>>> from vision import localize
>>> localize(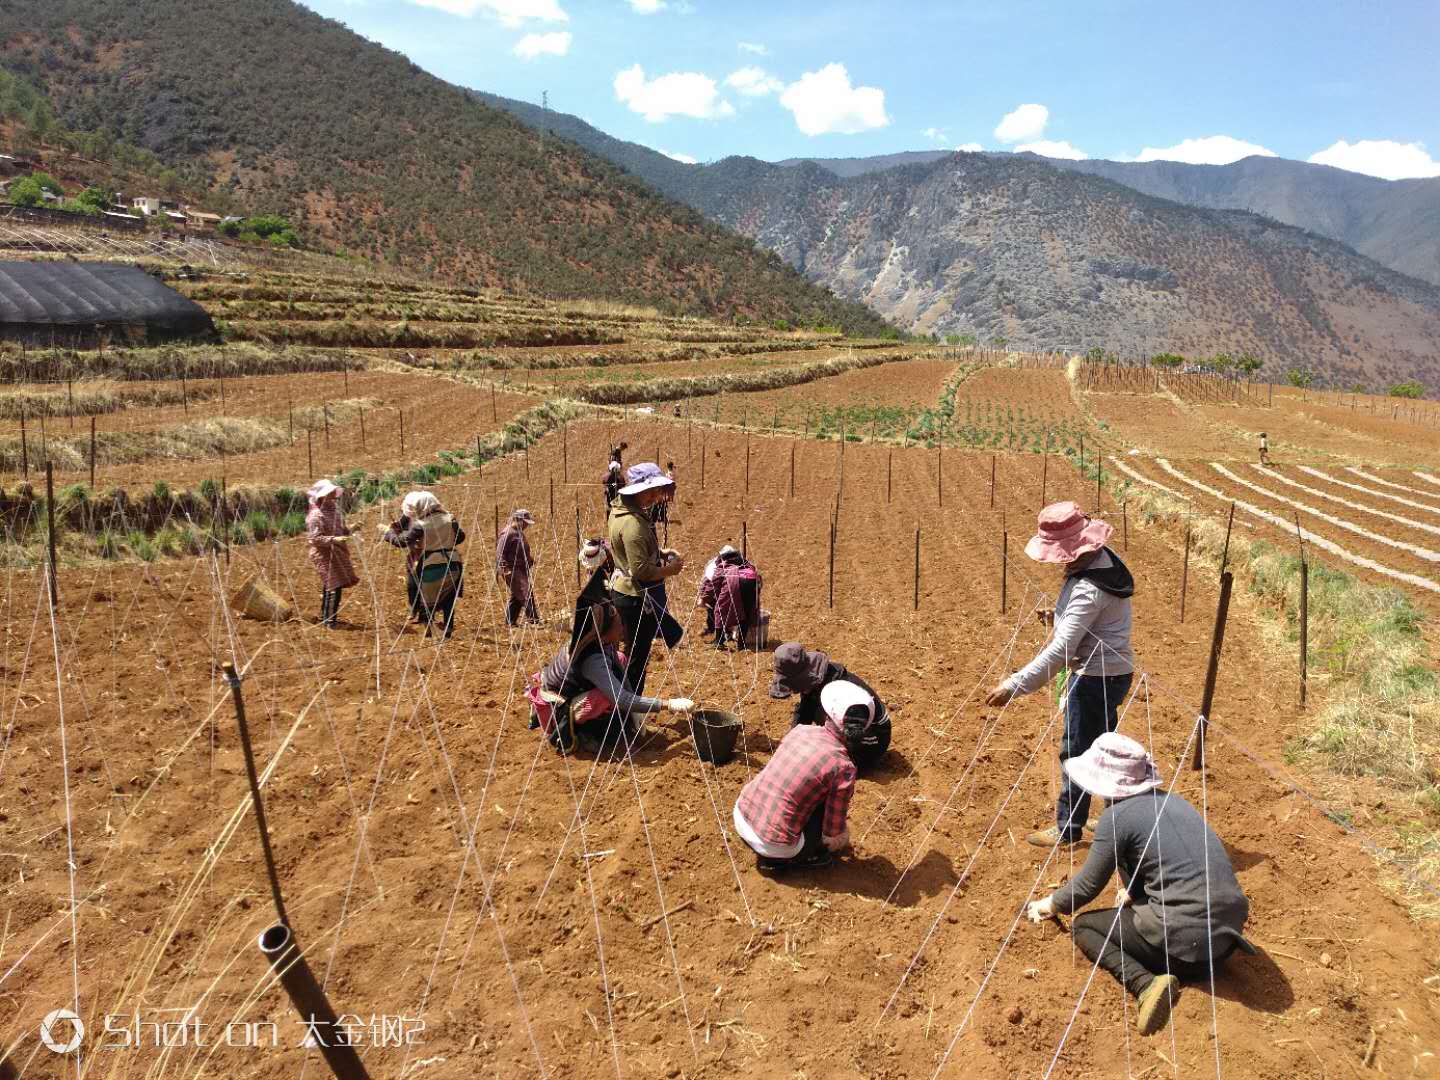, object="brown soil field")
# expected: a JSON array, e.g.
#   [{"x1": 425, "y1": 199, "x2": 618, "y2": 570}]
[
  {"x1": 702, "y1": 358, "x2": 959, "y2": 429},
  {"x1": 4, "y1": 420, "x2": 1438, "y2": 1078},
  {"x1": 0, "y1": 371, "x2": 540, "y2": 490},
  {"x1": 957, "y1": 368, "x2": 1086, "y2": 420},
  {"x1": 495, "y1": 349, "x2": 847, "y2": 390}
]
